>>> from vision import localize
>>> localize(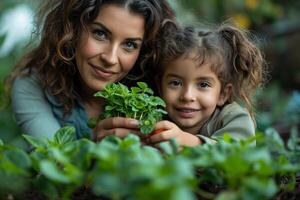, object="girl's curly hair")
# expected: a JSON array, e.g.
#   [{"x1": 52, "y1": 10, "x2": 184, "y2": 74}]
[{"x1": 156, "y1": 20, "x2": 268, "y2": 124}]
